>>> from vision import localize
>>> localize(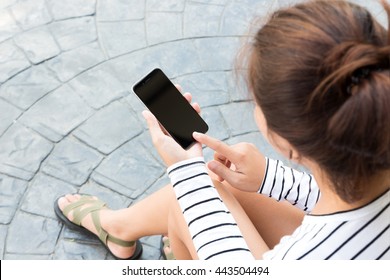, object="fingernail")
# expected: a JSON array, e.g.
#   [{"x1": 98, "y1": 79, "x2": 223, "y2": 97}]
[
  {"x1": 207, "y1": 161, "x2": 217, "y2": 170},
  {"x1": 193, "y1": 132, "x2": 202, "y2": 138},
  {"x1": 142, "y1": 110, "x2": 150, "y2": 119}
]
